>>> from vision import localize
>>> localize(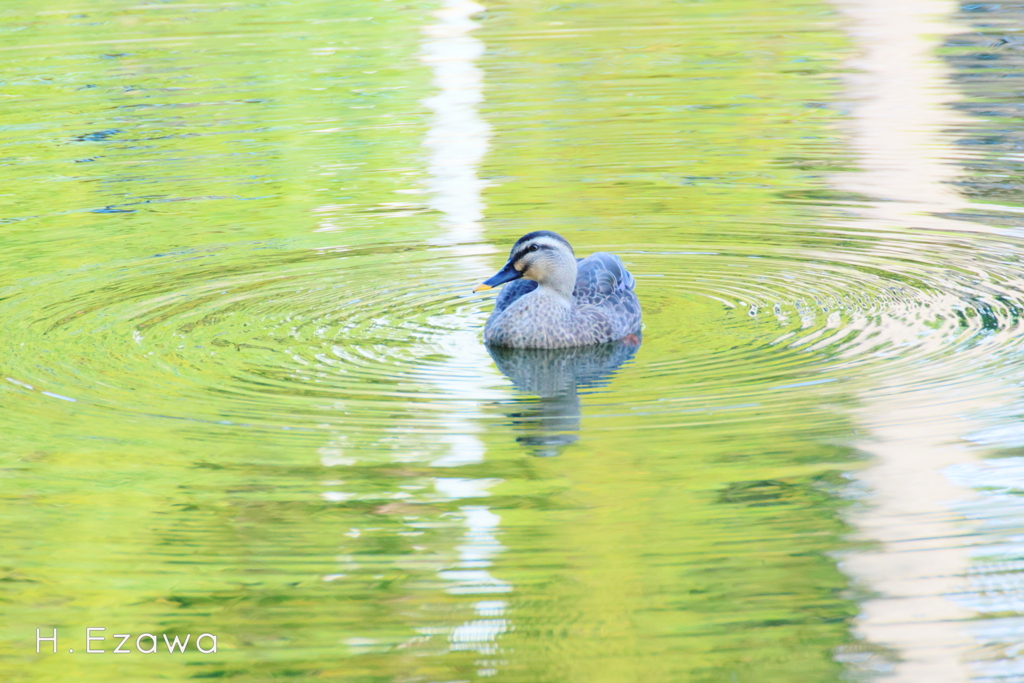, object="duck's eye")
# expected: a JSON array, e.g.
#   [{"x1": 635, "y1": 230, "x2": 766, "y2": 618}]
[{"x1": 528, "y1": 244, "x2": 539, "y2": 252}]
